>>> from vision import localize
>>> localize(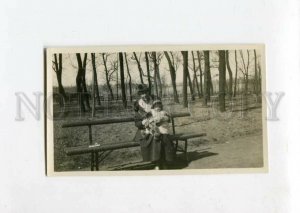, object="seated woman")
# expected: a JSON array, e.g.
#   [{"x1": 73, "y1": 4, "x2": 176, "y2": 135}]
[{"x1": 133, "y1": 84, "x2": 175, "y2": 170}]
